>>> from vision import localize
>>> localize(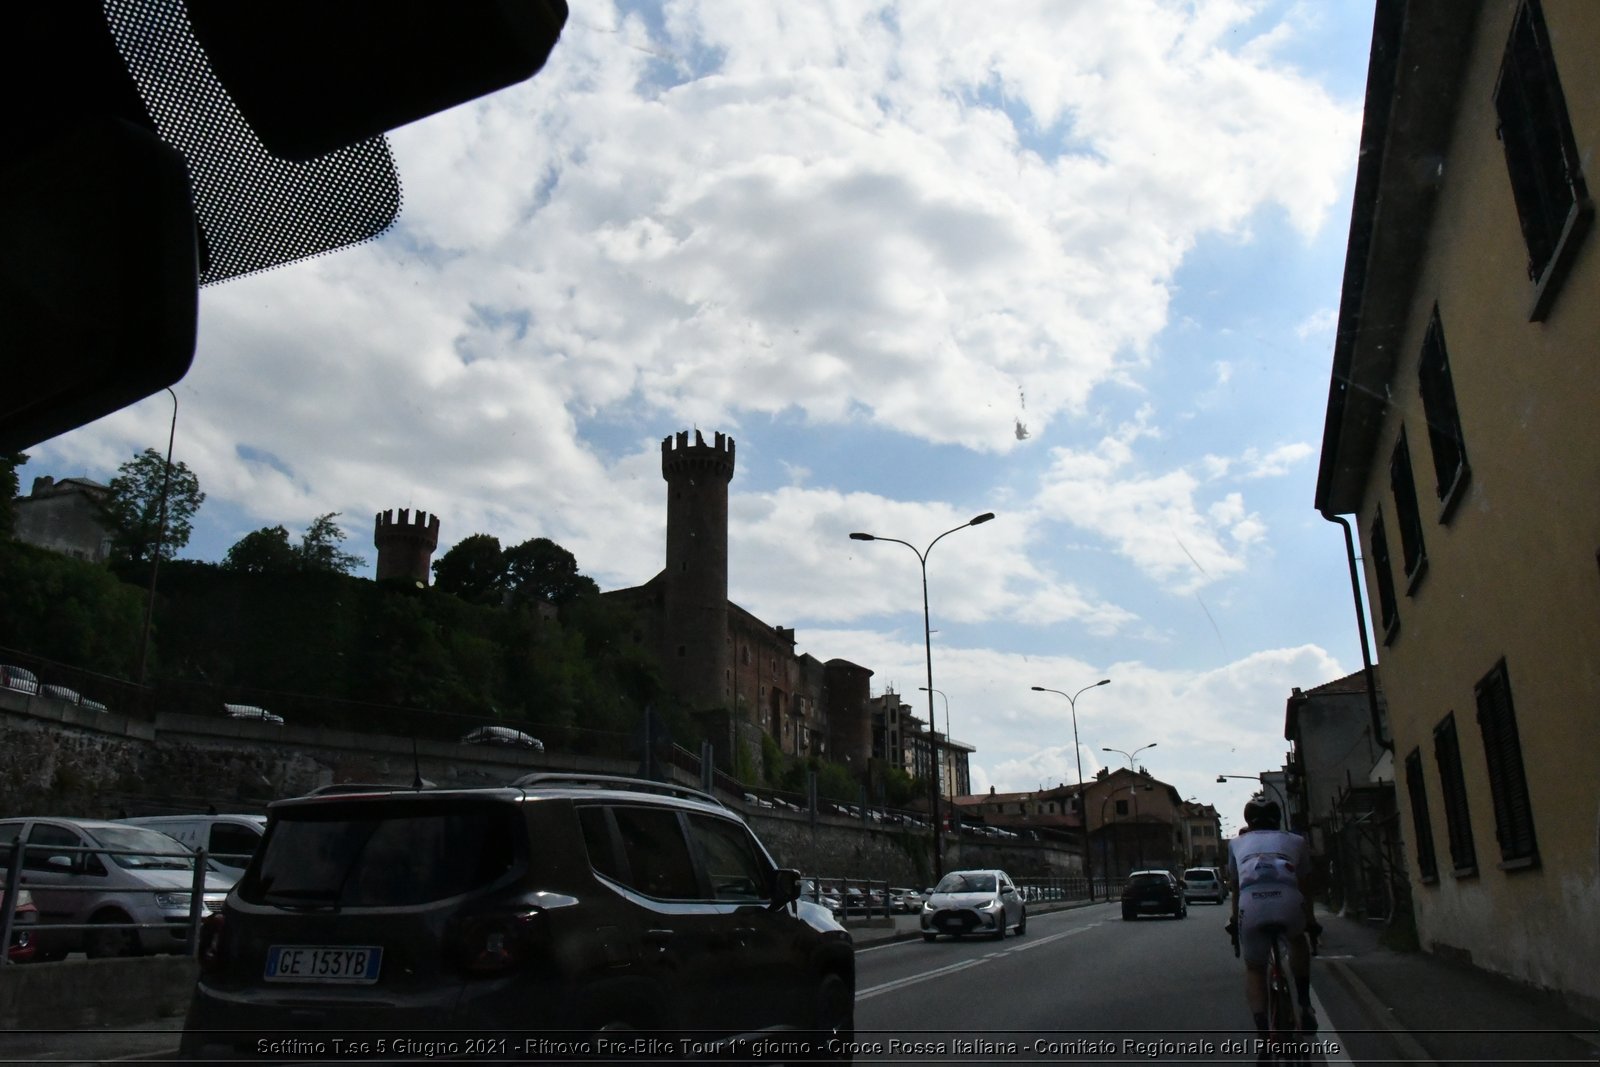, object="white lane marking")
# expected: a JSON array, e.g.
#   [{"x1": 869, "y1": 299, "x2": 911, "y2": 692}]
[
  {"x1": 1311, "y1": 986, "x2": 1354, "y2": 1066},
  {"x1": 856, "y1": 925, "x2": 1100, "y2": 999},
  {"x1": 856, "y1": 957, "x2": 986, "y2": 999}
]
